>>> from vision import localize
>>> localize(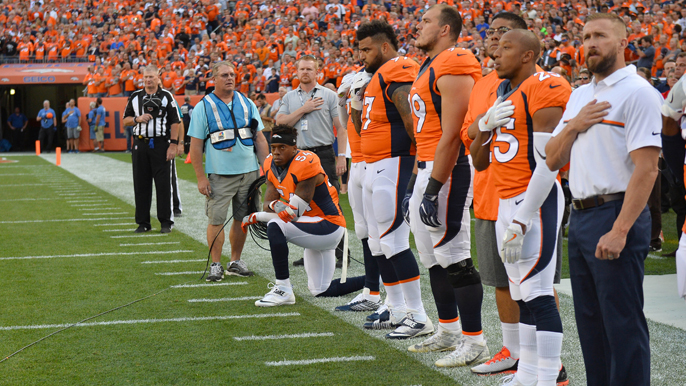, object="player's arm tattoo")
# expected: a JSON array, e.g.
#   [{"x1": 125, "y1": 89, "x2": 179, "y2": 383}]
[
  {"x1": 351, "y1": 107, "x2": 363, "y2": 135},
  {"x1": 391, "y1": 84, "x2": 415, "y2": 143},
  {"x1": 293, "y1": 173, "x2": 325, "y2": 203},
  {"x1": 263, "y1": 178, "x2": 281, "y2": 212}
]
